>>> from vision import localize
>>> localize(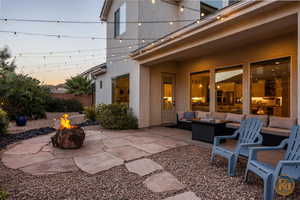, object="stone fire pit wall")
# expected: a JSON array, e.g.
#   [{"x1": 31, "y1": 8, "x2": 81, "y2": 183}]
[{"x1": 51, "y1": 127, "x2": 85, "y2": 149}]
